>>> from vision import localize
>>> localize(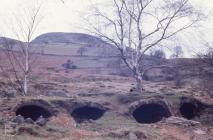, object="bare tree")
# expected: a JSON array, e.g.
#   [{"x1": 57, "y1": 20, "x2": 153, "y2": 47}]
[
  {"x1": 86, "y1": 0, "x2": 203, "y2": 93},
  {"x1": 197, "y1": 43, "x2": 213, "y2": 67},
  {"x1": 195, "y1": 43, "x2": 213, "y2": 94},
  {"x1": 171, "y1": 45, "x2": 184, "y2": 58},
  {"x1": 150, "y1": 49, "x2": 166, "y2": 65},
  {"x1": 0, "y1": 5, "x2": 43, "y2": 96},
  {"x1": 77, "y1": 46, "x2": 88, "y2": 56}
]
